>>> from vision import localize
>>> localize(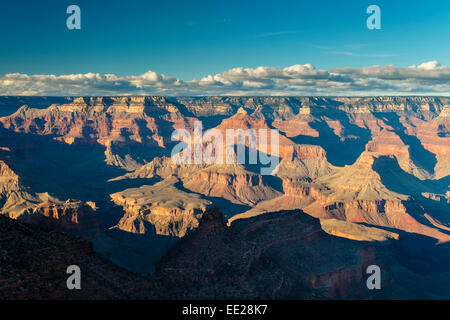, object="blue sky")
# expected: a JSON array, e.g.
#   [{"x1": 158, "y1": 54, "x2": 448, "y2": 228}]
[{"x1": 0, "y1": 0, "x2": 449, "y2": 95}]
